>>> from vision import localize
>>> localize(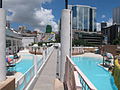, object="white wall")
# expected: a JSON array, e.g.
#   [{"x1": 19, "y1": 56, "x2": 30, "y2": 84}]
[{"x1": 22, "y1": 37, "x2": 35, "y2": 47}]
